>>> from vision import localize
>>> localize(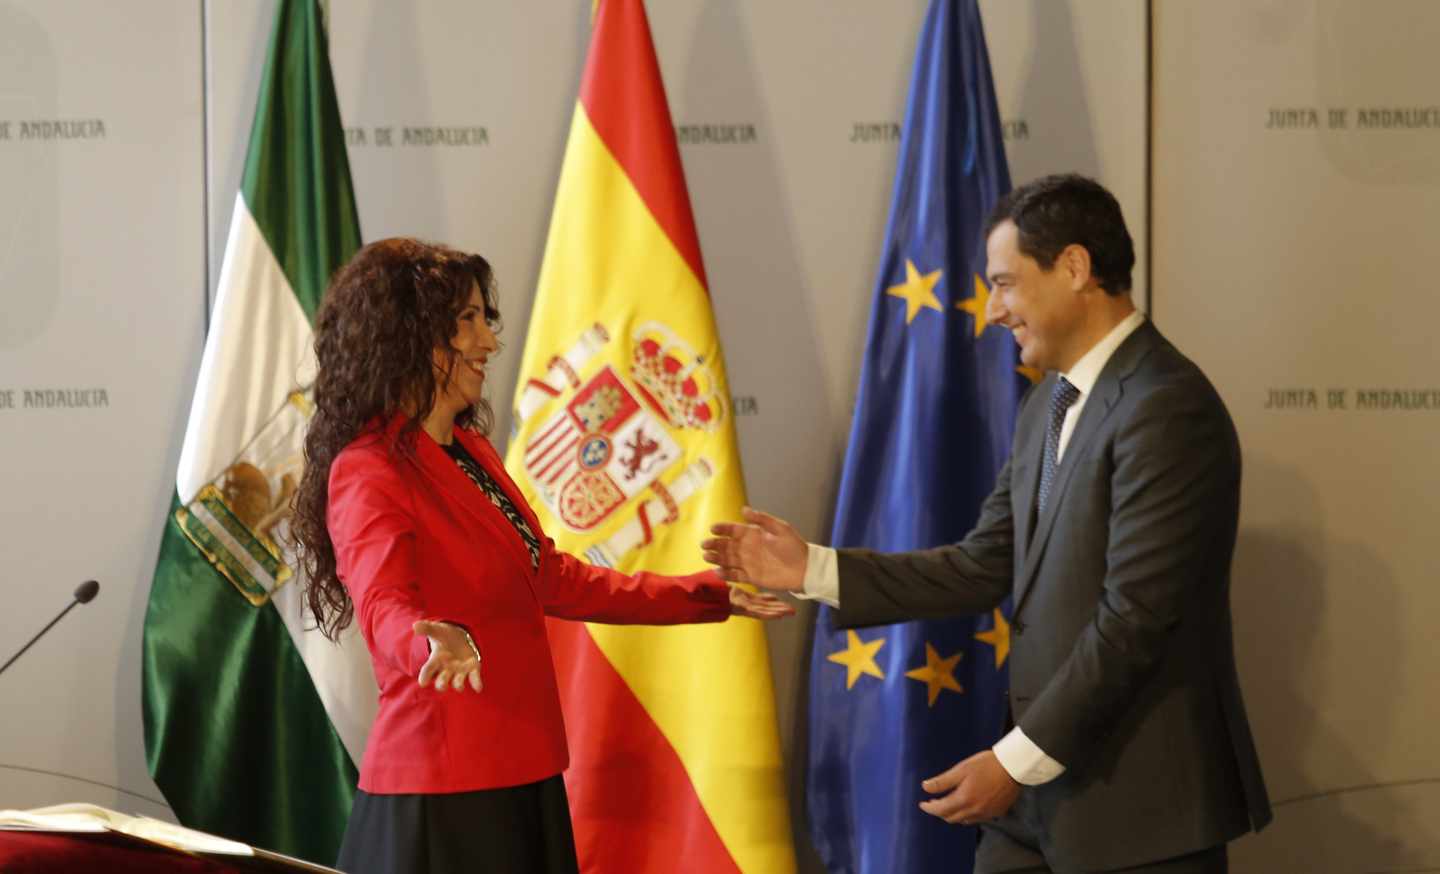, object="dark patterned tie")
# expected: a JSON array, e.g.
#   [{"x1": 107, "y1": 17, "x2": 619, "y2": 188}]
[{"x1": 1037, "y1": 376, "x2": 1081, "y2": 513}]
